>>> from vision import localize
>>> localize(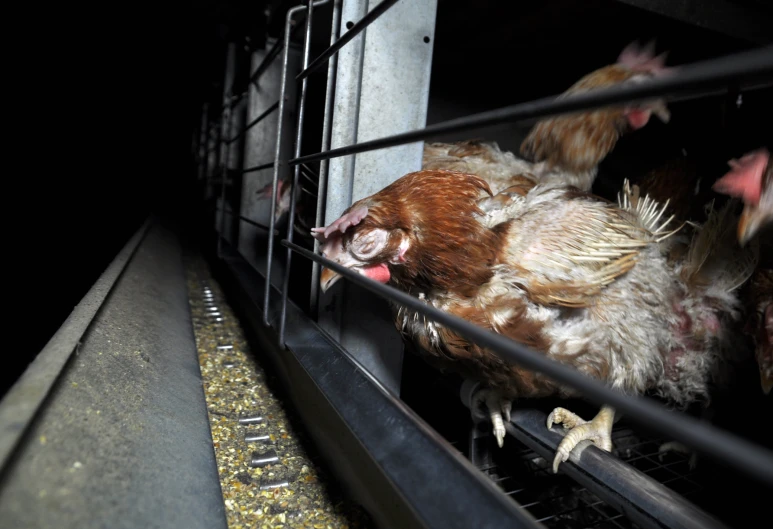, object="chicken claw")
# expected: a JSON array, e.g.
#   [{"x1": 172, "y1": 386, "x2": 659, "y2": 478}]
[
  {"x1": 547, "y1": 405, "x2": 615, "y2": 473},
  {"x1": 470, "y1": 388, "x2": 513, "y2": 448},
  {"x1": 658, "y1": 441, "x2": 698, "y2": 470}
]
